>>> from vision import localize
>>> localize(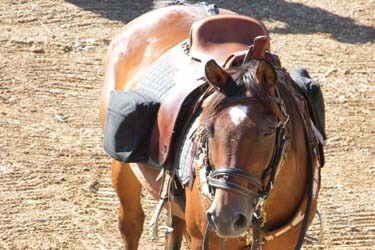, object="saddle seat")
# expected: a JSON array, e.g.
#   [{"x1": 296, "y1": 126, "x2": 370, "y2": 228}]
[{"x1": 189, "y1": 15, "x2": 269, "y2": 66}]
